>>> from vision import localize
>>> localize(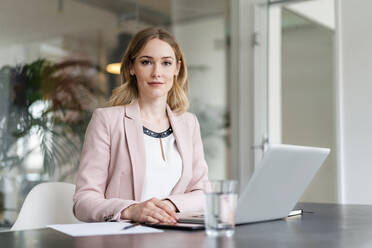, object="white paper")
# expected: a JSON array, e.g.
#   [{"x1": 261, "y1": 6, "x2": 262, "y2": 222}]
[{"x1": 47, "y1": 222, "x2": 163, "y2": 237}]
